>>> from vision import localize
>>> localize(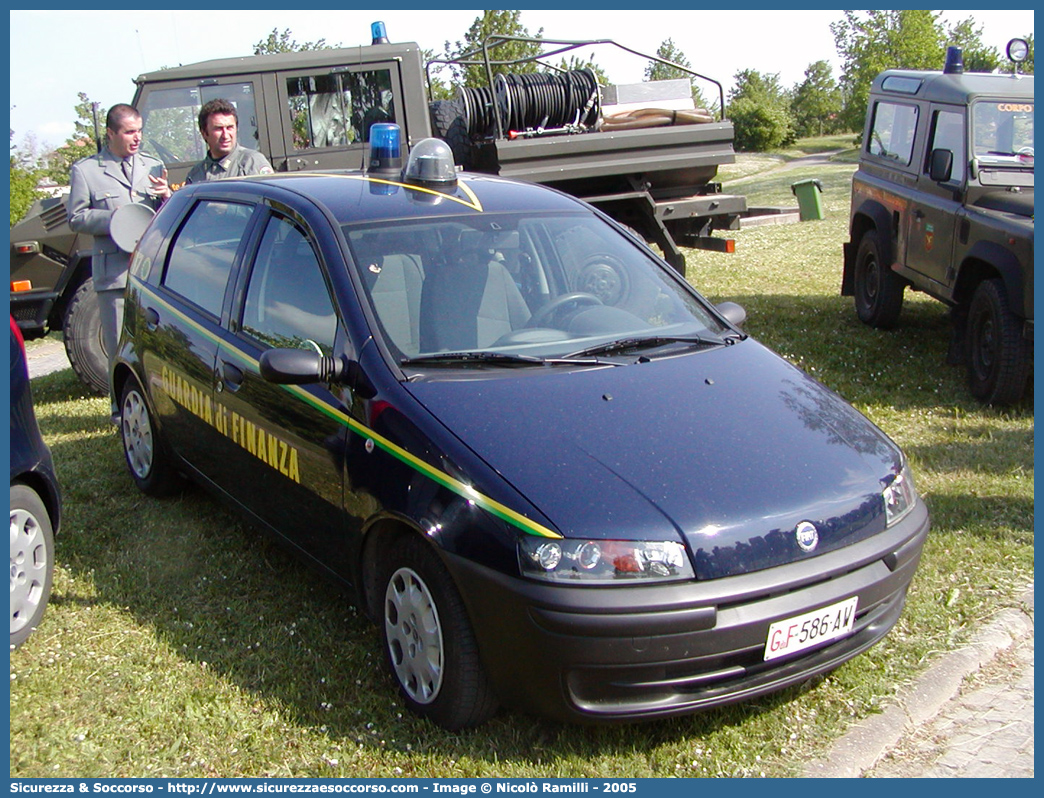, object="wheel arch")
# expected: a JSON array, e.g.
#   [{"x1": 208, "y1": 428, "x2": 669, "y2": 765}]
[
  {"x1": 358, "y1": 515, "x2": 439, "y2": 623},
  {"x1": 843, "y1": 201, "x2": 894, "y2": 296},
  {"x1": 956, "y1": 242, "x2": 1025, "y2": 316},
  {"x1": 10, "y1": 472, "x2": 61, "y2": 538},
  {"x1": 48, "y1": 253, "x2": 93, "y2": 329}
]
